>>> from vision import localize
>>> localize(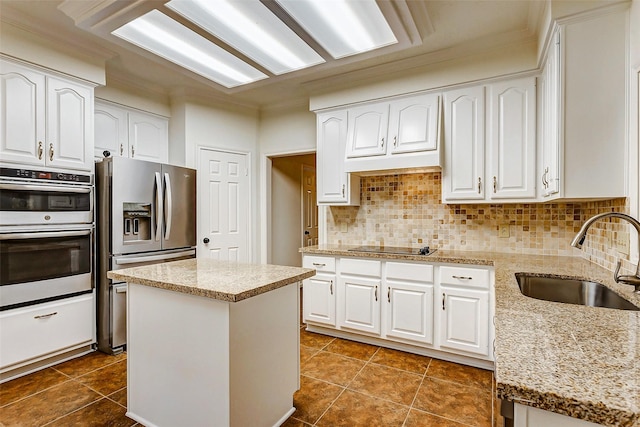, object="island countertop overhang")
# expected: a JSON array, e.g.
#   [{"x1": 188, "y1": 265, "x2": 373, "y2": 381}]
[{"x1": 107, "y1": 258, "x2": 315, "y2": 302}]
